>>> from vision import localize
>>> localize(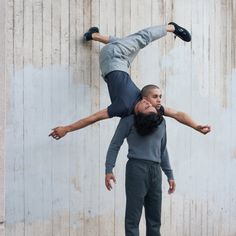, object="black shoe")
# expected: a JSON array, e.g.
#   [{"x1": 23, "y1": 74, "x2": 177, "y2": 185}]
[
  {"x1": 83, "y1": 27, "x2": 99, "y2": 41},
  {"x1": 168, "y1": 22, "x2": 191, "y2": 42}
]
